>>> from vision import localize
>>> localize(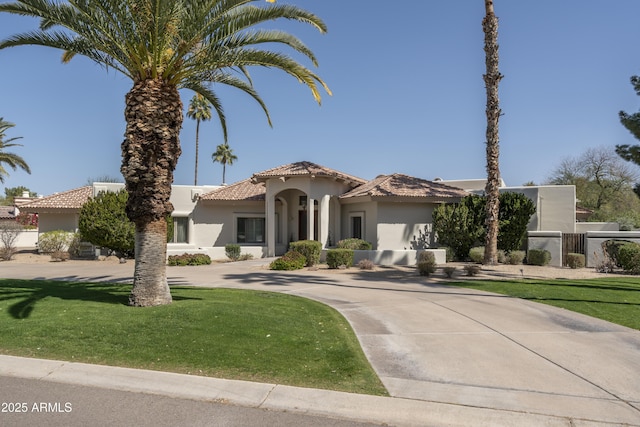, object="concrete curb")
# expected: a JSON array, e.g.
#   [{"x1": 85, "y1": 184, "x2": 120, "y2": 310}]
[{"x1": 0, "y1": 355, "x2": 622, "y2": 427}]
